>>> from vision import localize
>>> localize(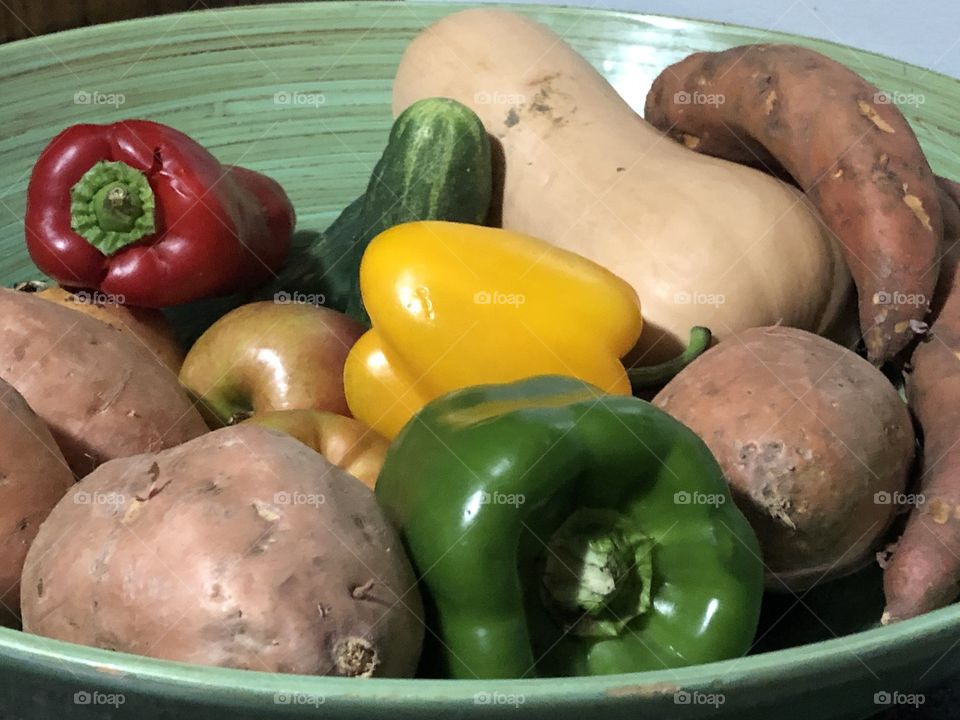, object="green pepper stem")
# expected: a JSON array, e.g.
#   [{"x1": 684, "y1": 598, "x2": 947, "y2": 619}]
[
  {"x1": 628, "y1": 326, "x2": 712, "y2": 394},
  {"x1": 70, "y1": 160, "x2": 156, "y2": 255},
  {"x1": 540, "y1": 508, "x2": 653, "y2": 638}
]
